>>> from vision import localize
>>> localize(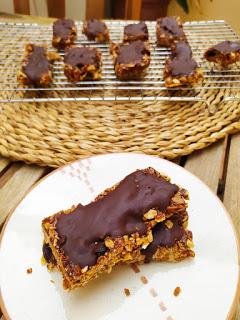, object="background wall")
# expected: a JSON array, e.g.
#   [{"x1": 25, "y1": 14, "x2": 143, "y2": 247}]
[
  {"x1": 168, "y1": 0, "x2": 240, "y2": 34},
  {"x1": 0, "y1": 0, "x2": 239, "y2": 35}
]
